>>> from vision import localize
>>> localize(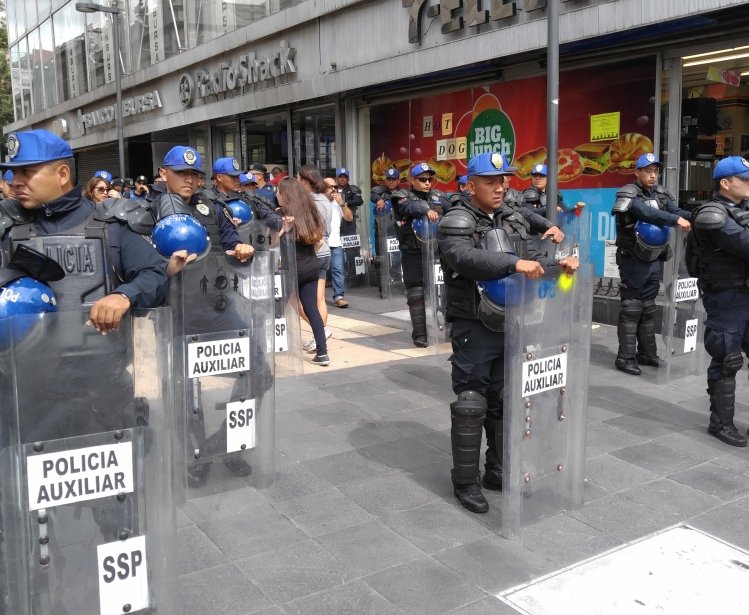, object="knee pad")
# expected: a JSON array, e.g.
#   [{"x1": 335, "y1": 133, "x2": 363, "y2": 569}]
[
  {"x1": 641, "y1": 299, "x2": 657, "y2": 318},
  {"x1": 450, "y1": 390, "x2": 487, "y2": 419},
  {"x1": 406, "y1": 286, "x2": 425, "y2": 305},
  {"x1": 620, "y1": 298, "x2": 643, "y2": 320},
  {"x1": 721, "y1": 351, "x2": 743, "y2": 379}
]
